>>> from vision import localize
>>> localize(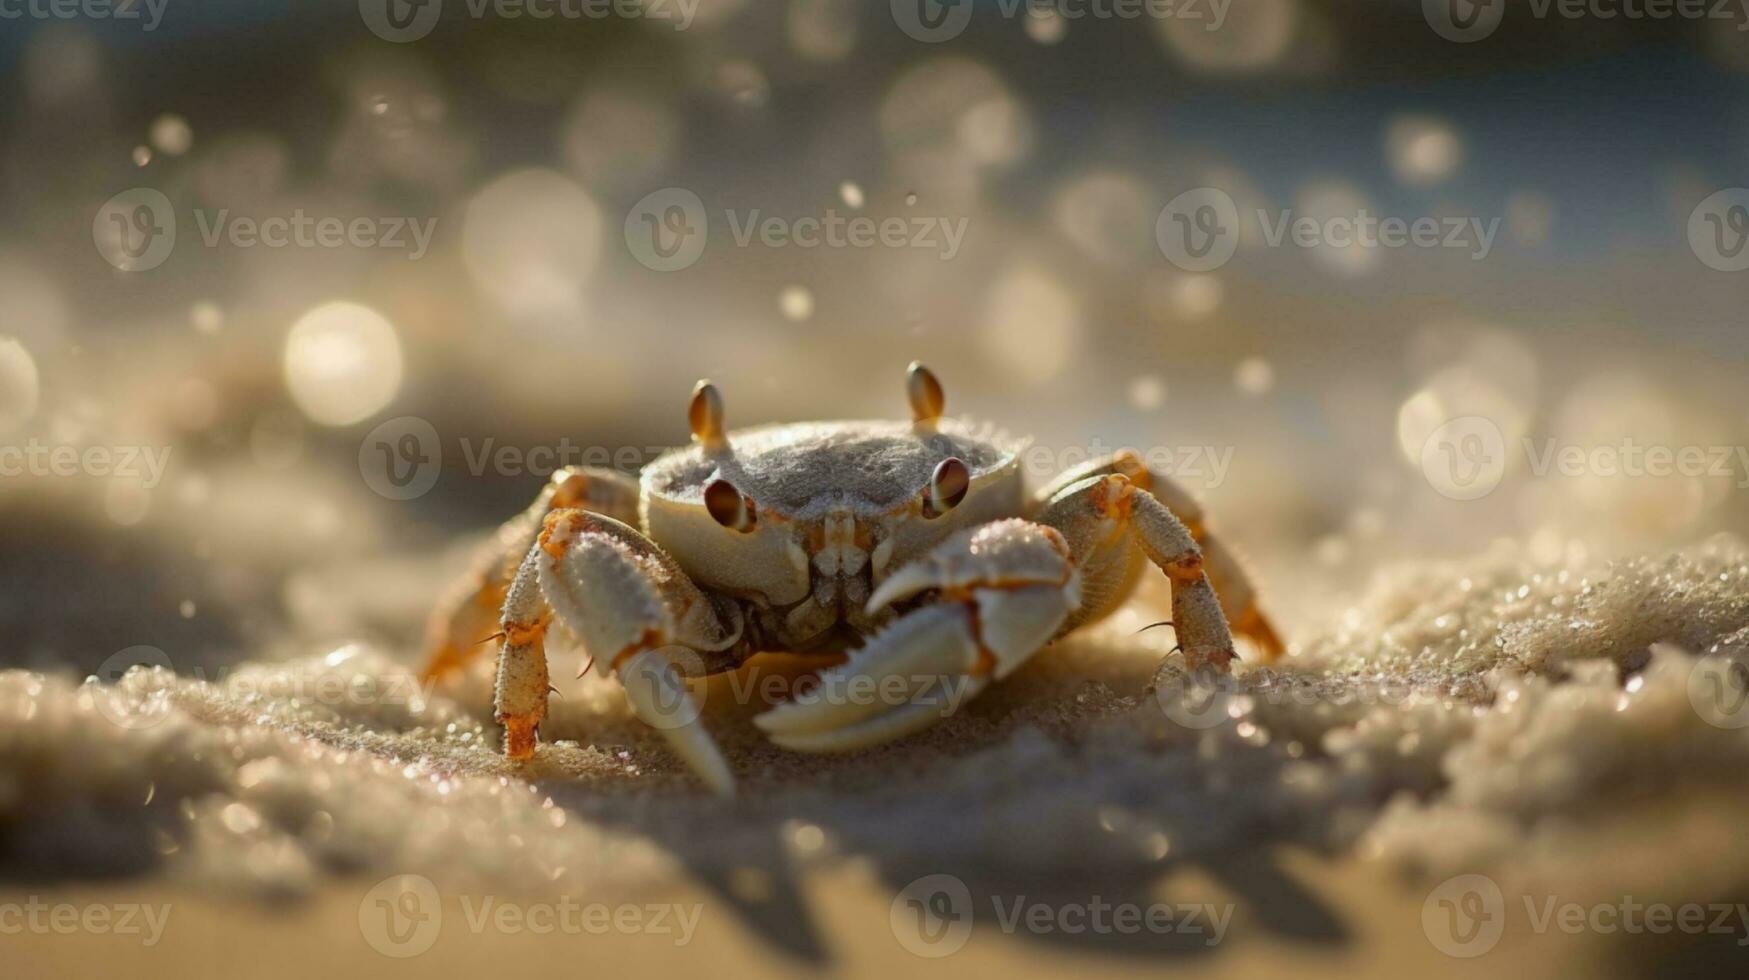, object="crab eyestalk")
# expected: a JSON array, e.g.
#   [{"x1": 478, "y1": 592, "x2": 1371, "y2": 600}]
[
  {"x1": 921, "y1": 456, "x2": 970, "y2": 519},
  {"x1": 907, "y1": 361, "x2": 945, "y2": 427},
  {"x1": 689, "y1": 379, "x2": 728, "y2": 453},
  {"x1": 704, "y1": 478, "x2": 757, "y2": 533}
]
